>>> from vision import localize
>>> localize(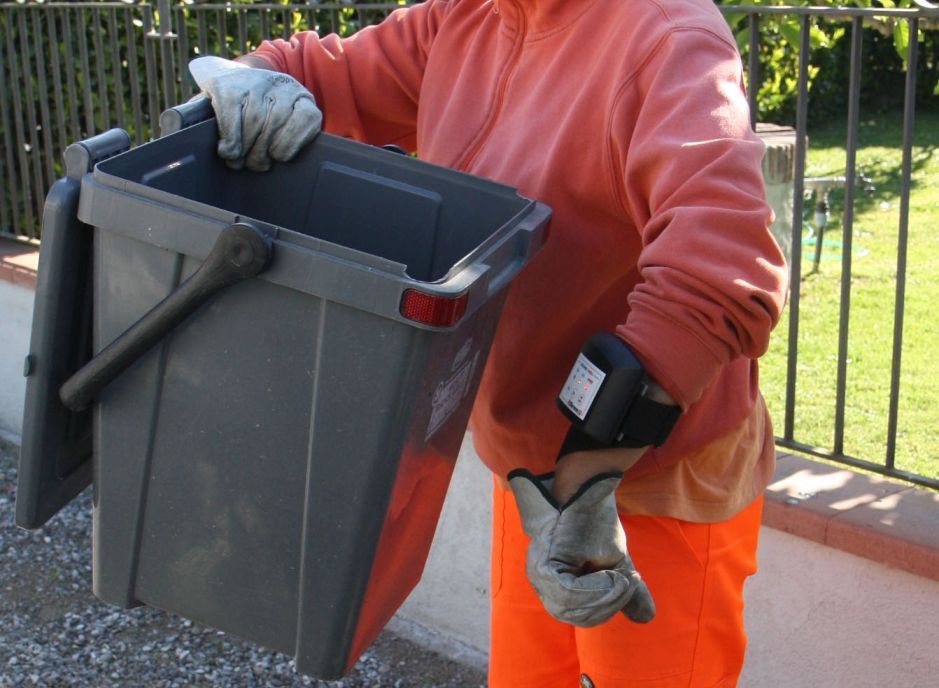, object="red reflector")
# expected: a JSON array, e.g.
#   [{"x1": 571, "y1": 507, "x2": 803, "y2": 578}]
[{"x1": 400, "y1": 289, "x2": 468, "y2": 326}]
